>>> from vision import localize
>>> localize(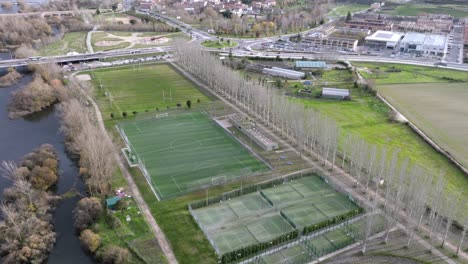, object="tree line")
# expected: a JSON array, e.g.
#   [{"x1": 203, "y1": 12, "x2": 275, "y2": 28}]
[
  {"x1": 173, "y1": 41, "x2": 468, "y2": 257},
  {"x1": 0, "y1": 144, "x2": 60, "y2": 263},
  {"x1": 57, "y1": 77, "x2": 130, "y2": 263}
]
